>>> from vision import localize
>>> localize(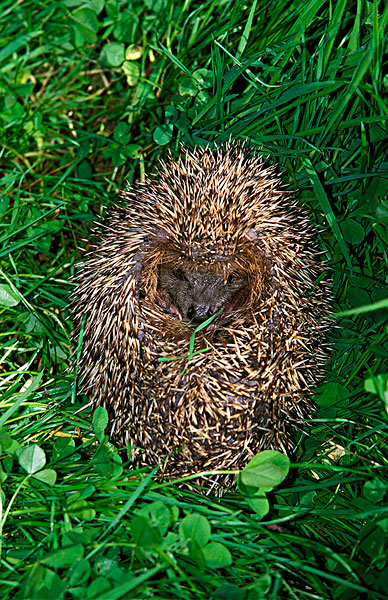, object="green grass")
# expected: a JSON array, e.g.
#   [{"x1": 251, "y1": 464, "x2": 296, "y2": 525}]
[{"x1": 1, "y1": 0, "x2": 388, "y2": 598}]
